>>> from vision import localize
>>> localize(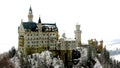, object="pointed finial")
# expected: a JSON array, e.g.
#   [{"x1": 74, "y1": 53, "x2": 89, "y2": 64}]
[
  {"x1": 38, "y1": 15, "x2": 41, "y2": 23},
  {"x1": 29, "y1": 5, "x2": 32, "y2": 11},
  {"x1": 29, "y1": 5, "x2": 32, "y2": 13}
]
